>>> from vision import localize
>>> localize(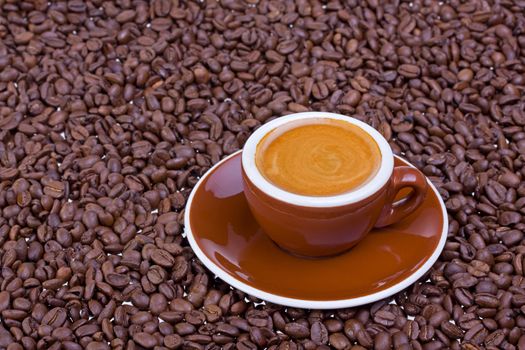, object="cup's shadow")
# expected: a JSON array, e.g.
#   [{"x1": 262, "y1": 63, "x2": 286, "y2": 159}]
[{"x1": 268, "y1": 235, "x2": 356, "y2": 260}]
